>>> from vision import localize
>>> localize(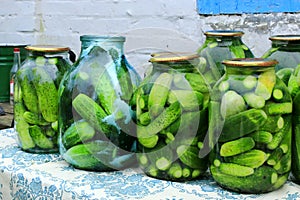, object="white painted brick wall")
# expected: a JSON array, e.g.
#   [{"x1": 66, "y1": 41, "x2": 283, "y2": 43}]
[{"x1": 1, "y1": 0, "x2": 300, "y2": 74}]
